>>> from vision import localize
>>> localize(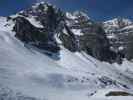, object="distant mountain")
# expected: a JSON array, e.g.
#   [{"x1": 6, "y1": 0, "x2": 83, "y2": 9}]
[
  {"x1": 104, "y1": 18, "x2": 132, "y2": 32},
  {"x1": 103, "y1": 18, "x2": 133, "y2": 60}
]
